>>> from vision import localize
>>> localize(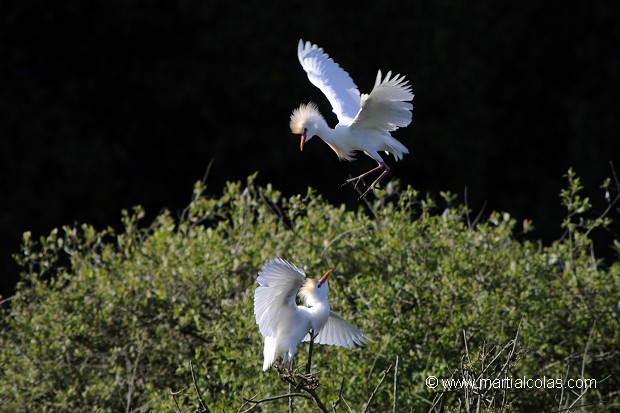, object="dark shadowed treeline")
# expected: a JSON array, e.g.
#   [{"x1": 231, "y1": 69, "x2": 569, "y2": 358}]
[{"x1": 1, "y1": 0, "x2": 619, "y2": 297}]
